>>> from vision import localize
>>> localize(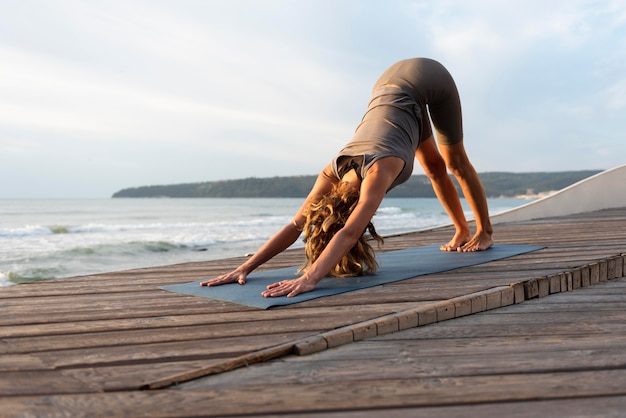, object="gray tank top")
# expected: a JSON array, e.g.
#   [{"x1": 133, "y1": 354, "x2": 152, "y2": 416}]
[
  {"x1": 331, "y1": 85, "x2": 423, "y2": 191},
  {"x1": 331, "y1": 58, "x2": 462, "y2": 192}
]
